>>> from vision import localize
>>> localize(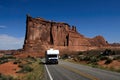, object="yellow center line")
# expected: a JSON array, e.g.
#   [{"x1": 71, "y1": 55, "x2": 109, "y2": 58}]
[{"x1": 60, "y1": 64, "x2": 99, "y2": 80}]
